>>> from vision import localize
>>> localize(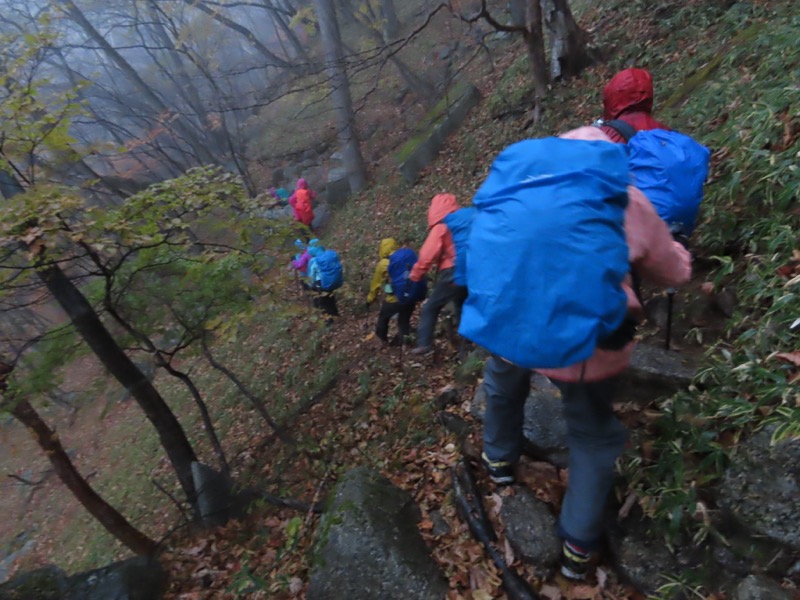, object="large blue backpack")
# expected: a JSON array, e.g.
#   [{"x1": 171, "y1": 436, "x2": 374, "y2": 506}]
[
  {"x1": 605, "y1": 120, "x2": 711, "y2": 236},
  {"x1": 314, "y1": 249, "x2": 343, "y2": 291},
  {"x1": 387, "y1": 247, "x2": 427, "y2": 305},
  {"x1": 459, "y1": 137, "x2": 631, "y2": 369},
  {"x1": 443, "y1": 207, "x2": 476, "y2": 287}
]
